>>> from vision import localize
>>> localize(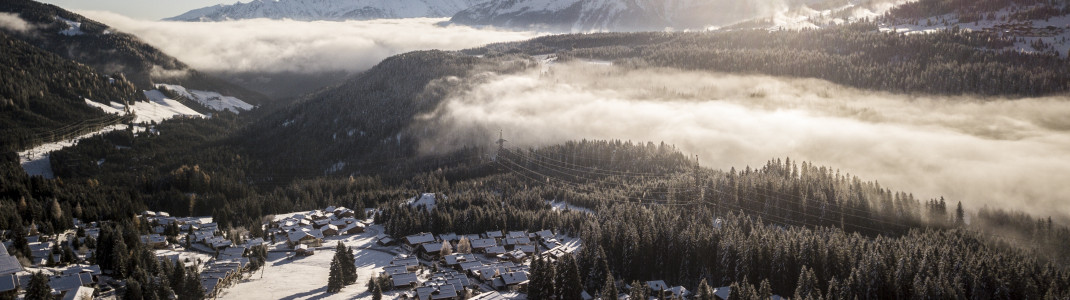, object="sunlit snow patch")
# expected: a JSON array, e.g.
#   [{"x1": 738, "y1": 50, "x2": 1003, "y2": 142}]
[{"x1": 155, "y1": 84, "x2": 254, "y2": 113}]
